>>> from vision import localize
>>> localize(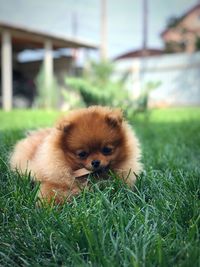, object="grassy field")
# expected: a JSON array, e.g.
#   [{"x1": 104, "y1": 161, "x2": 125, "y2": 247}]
[{"x1": 0, "y1": 108, "x2": 200, "y2": 267}]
